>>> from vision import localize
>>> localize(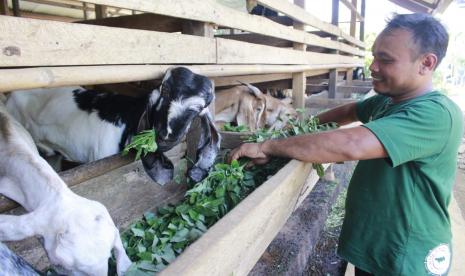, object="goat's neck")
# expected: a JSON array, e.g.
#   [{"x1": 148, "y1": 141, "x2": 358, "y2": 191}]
[{"x1": 3, "y1": 148, "x2": 68, "y2": 212}]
